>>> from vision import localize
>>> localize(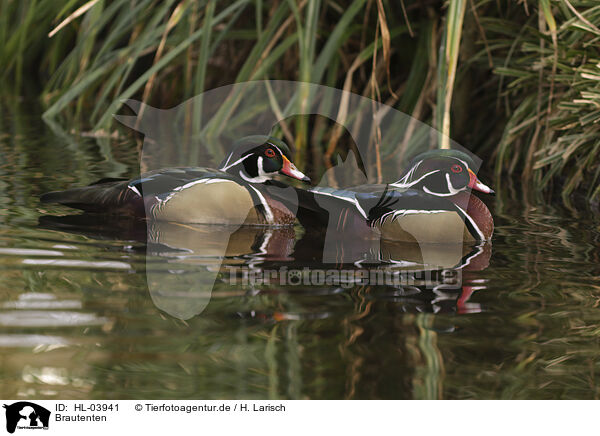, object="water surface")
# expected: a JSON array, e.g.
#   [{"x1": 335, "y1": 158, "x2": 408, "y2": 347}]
[{"x1": 1, "y1": 100, "x2": 600, "y2": 399}]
